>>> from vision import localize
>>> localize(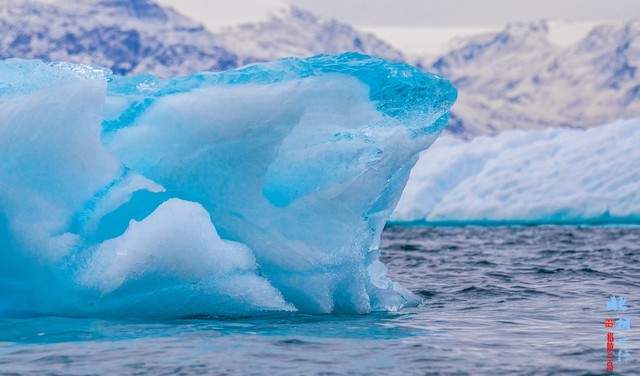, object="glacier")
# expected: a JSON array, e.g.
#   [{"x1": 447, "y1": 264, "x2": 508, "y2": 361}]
[
  {"x1": 0, "y1": 53, "x2": 456, "y2": 318},
  {"x1": 394, "y1": 118, "x2": 640, "y2": 224}
]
